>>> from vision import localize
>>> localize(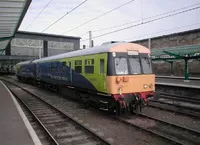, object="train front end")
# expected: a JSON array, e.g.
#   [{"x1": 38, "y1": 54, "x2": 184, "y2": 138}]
[{"x1": 107, "y1": 43, "x2": 159, "y2": 115}]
